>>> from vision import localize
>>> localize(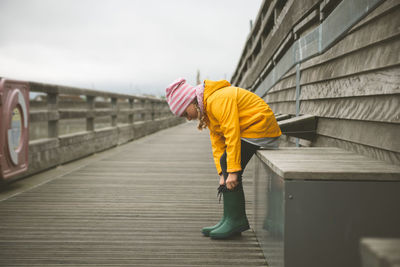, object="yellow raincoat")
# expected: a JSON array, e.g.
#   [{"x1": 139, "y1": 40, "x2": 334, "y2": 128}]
[{"x1": 204, "y1": 80, "x2": 281, "y2": 174}]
